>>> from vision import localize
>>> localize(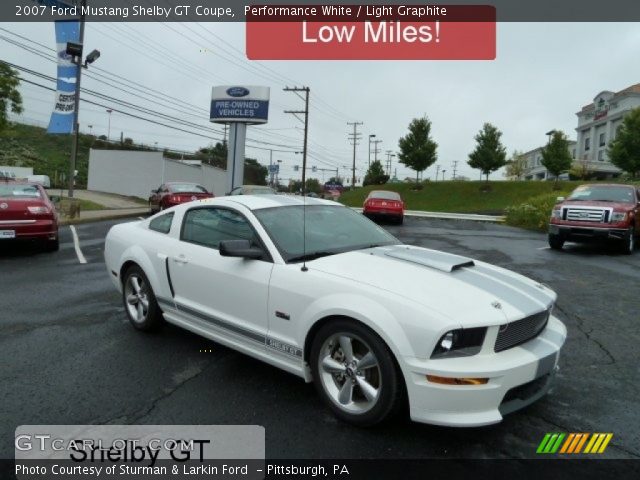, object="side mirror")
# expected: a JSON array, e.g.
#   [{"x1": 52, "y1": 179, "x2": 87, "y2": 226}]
[
  {"x1": 49, "y1": 195, "x2": 61, "y2": 203},
  {"x1": 219, "y1": 239, "x2": 263, "y2": 260},
  {"x1": 556, "y1": 196, "x2": 565, "y2": 202}
]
